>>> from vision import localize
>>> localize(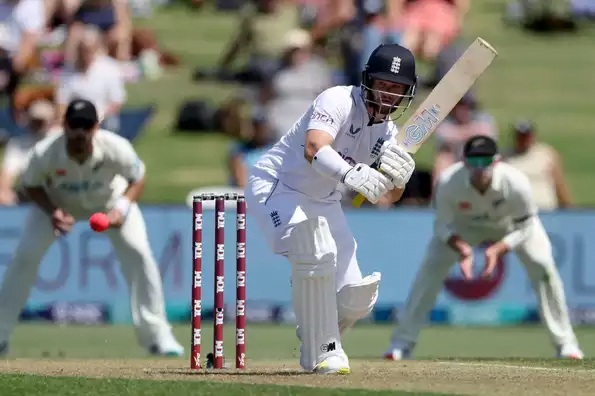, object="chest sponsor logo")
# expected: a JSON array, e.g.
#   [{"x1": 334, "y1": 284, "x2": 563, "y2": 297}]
[
  {"x1": 471, "y1": 213, "x2": 490, "y2": 222},
  {"x1": 56, "y1": 180, "x2": 105, "y2": 193},
  {"x1": 347, "y1": 125, "x2": 361, "y2": 138}
]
